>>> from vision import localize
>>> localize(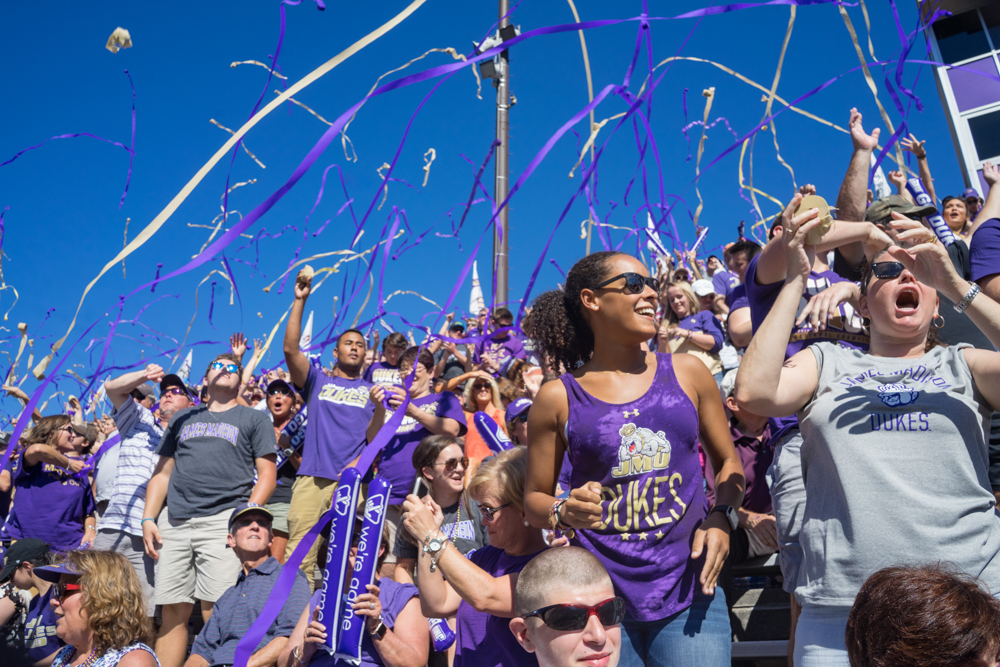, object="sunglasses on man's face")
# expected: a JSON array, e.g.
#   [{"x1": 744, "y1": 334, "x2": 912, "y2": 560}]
[
  {"x1": 871, "y1": 261, "x2": 906, "y2": 280},
  {"x1": 163, "y1": 387, "x2": 188, "y2": 397},
  {"x1": 433, "y1": 457, "x2": 469, "y2": 473},
  {"x1": 210, "y1": 361, "x2": 240, "y2": 374},
  {"x1": 523, "y1": 597, "x2": 626, "y2": 632},
  {"x1": 477, "y1": 502, "x2": 511, "y2": 522},
  {"x1": 55, "y1": 582, "x2": 82, "y2": 602},
  {"x1": 593, "y1": 272, "x2": 660, "y2": 295}
]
